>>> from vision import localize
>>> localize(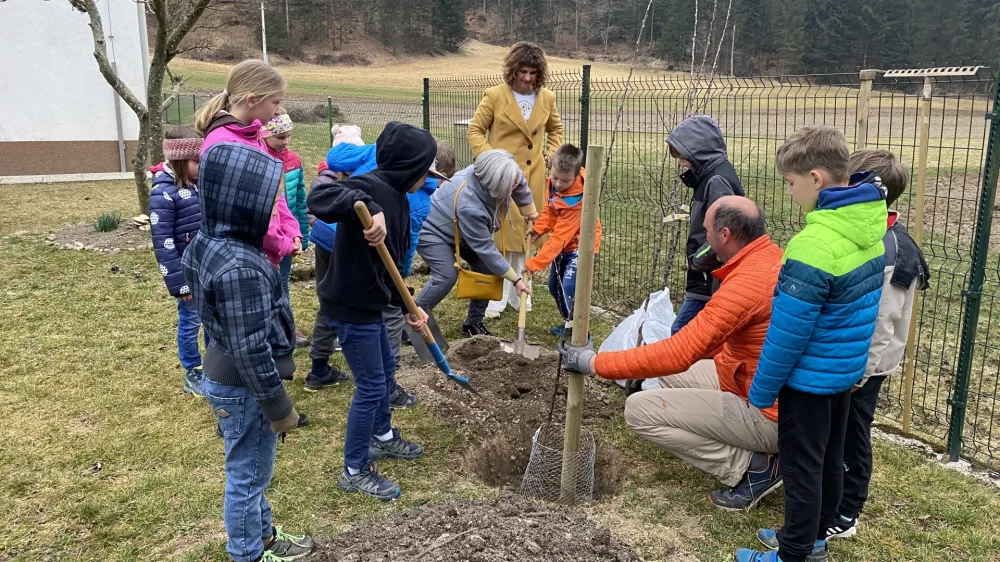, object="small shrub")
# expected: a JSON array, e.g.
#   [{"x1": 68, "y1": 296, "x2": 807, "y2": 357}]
[
  {"x1": 93, "y1": 211, "x2": 122, "y2": 233},
  {"x1": 286, "y1": 102, "x2": 342, "y2": 124}
]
